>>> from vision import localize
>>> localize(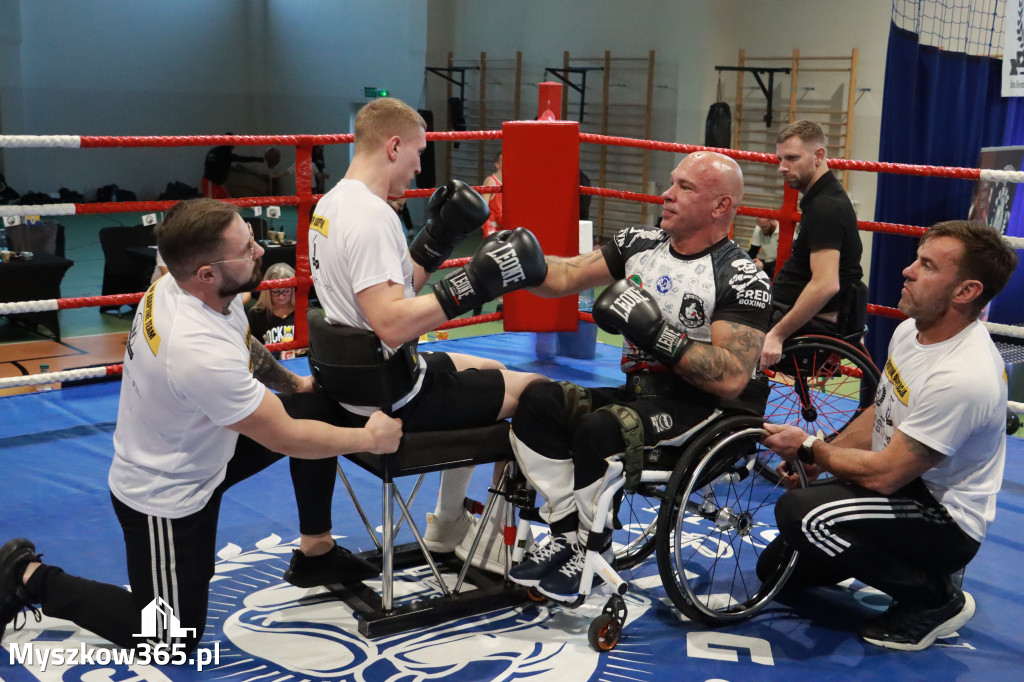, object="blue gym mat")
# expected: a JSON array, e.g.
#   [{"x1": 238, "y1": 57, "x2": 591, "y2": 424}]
[{"x1": 1, "y1": 333, "x2": 1022, "y2": 681}]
